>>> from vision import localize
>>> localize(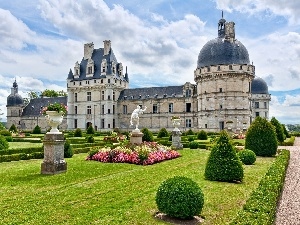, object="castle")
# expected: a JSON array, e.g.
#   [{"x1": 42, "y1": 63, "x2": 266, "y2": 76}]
[{"x1": 6, "y1": 15, "x2": 271, "y2": 133}]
